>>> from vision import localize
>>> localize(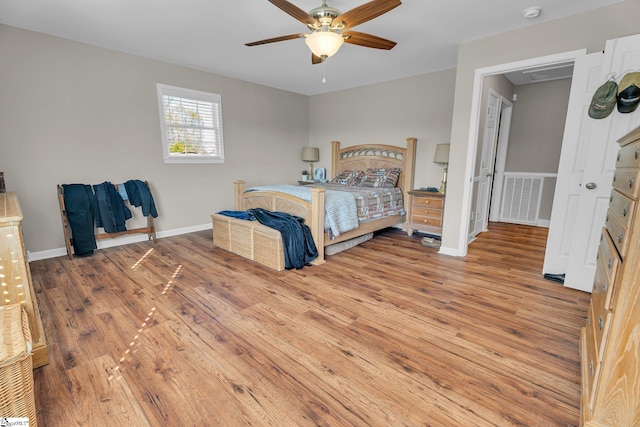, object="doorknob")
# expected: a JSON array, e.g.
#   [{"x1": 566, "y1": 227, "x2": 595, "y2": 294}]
[{"x1": 585, "y1": 182, "x2": 597, "y2": 190}]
